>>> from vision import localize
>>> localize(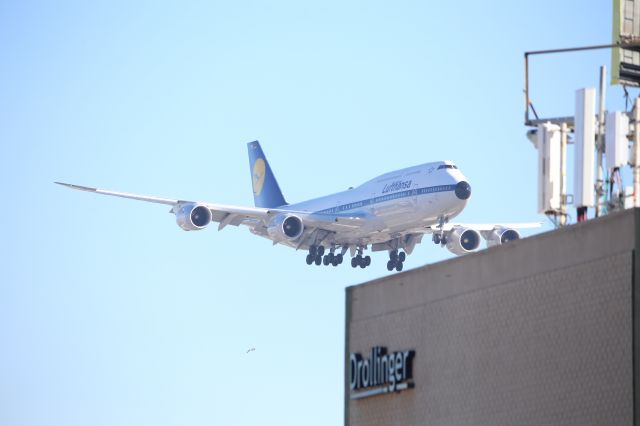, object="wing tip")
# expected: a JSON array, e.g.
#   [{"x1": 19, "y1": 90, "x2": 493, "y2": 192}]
[{"x1": 54, "y1": 182, "x2": 97, "y2": 192}]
